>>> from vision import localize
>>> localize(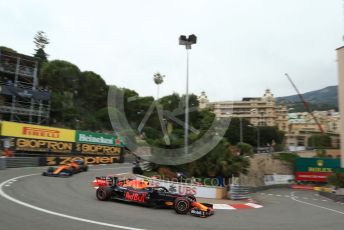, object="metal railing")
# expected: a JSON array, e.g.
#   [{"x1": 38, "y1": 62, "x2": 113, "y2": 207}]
[
  {"x1": 0, "y1": 157, "x2": 40, "y2": 169},
  {"x1": 229, "y1": 184, "x2": 250, "y2": 200}
]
